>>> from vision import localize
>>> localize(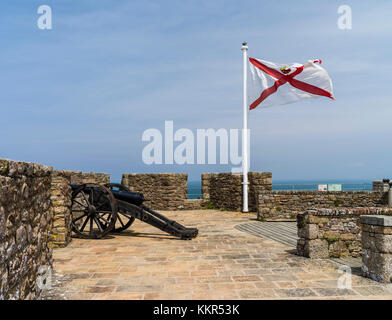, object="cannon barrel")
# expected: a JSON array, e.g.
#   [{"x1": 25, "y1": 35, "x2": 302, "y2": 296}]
[
  {"x1": 70, "y1": 184, "x2": 145, "y2": 206},
  {"x1": 110, "y1": 189, "x2": 145, "y2": 206}
]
